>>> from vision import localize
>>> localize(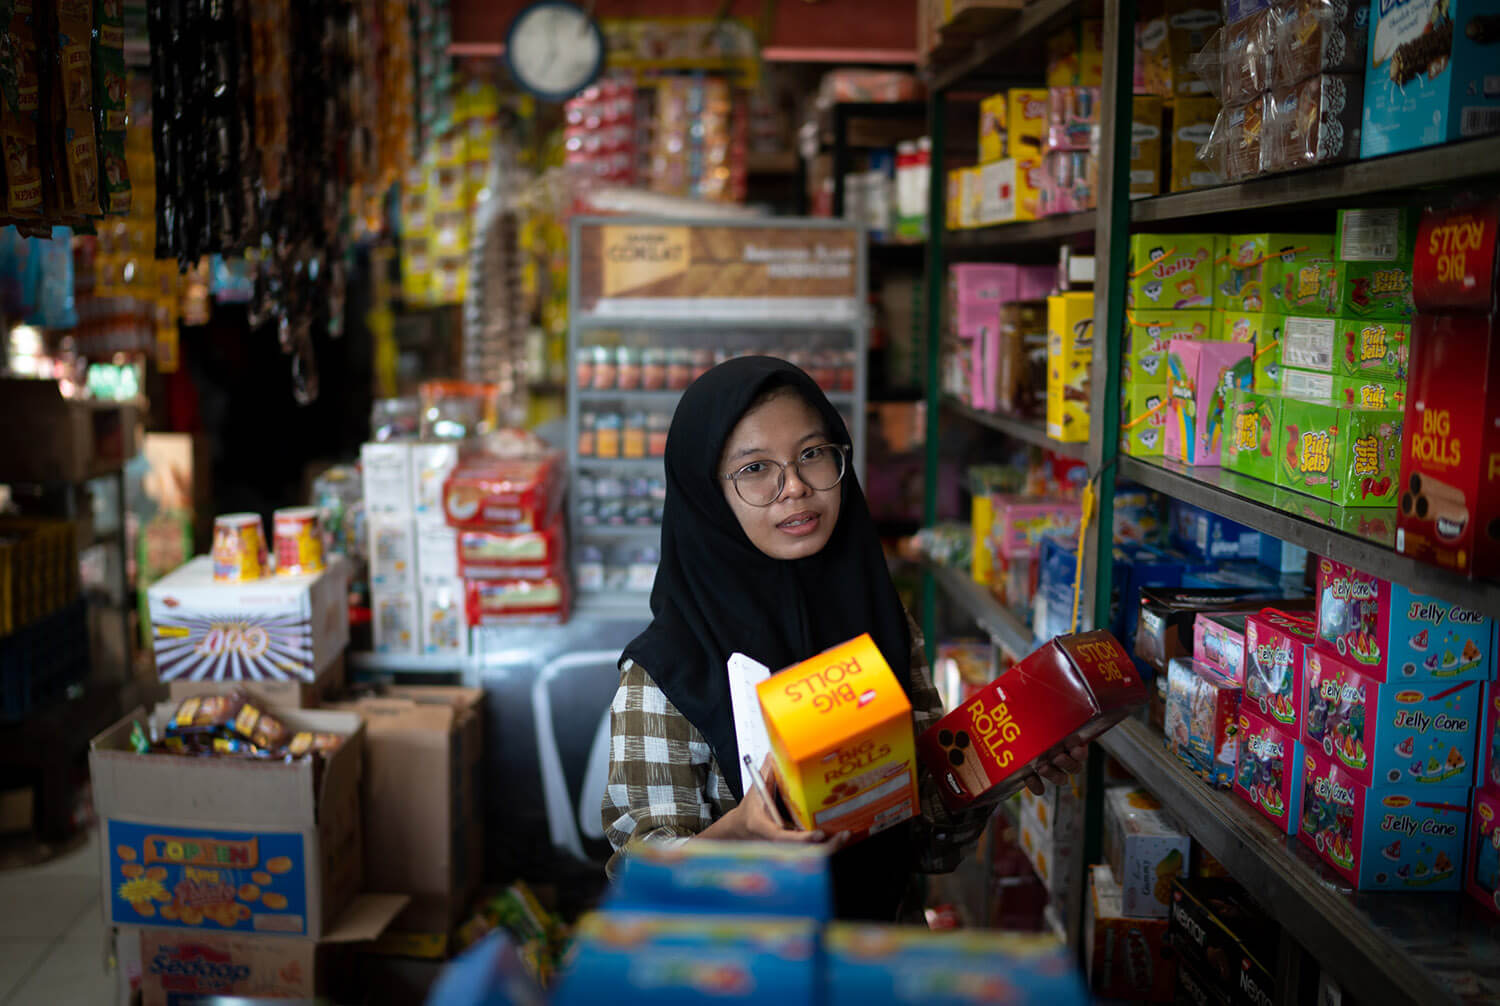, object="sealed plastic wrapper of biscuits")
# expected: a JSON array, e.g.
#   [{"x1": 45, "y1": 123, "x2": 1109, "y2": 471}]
[{"x1": 917, "y1": 630, "x2": 1147, "y2": 810}]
